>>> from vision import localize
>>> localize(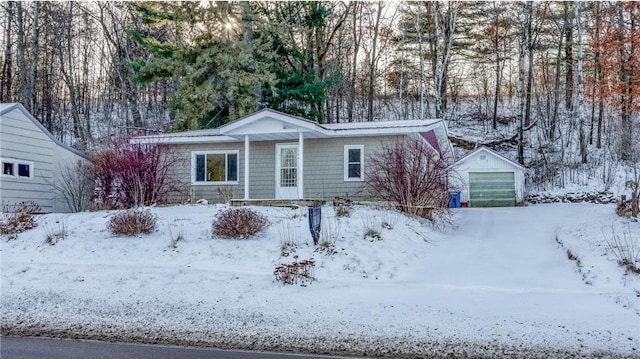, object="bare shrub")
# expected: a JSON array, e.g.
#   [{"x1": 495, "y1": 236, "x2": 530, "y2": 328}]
[
  {"x1": 0, "y1": 202, "x2": 40, "y2": 236},
  {"x1": 365, "y1": 138, "x2": 453, "y2": 220},
  {"x1": 168, "y1": 224, "x2": 185, "y2": 249},
  {"x1": 274, "y1": 256, "x2": 316, "y2": 286},
  {"x1": 217, "y1": 187, "x2": 234, "y2": 204},
  {"x1": 362, "y1": 217, "x2": 383, "y2": 241},
  {"x1": 92, "y1": 137, "x2": 184, "y2": 210},
  {"x1": 108, "y1": 208, "x2": 158, "y2": 236},
  {"x1": 50, "y1": 160, "x2": 93, "y2": 212},
  {"x1": 212, "y1": 208, "x2": 268, "y2": 239},
  {"x1": 315, "y1": 218, "x2": 340, "y2": 256},
  {"x1": 333, "y1": 197, "x2": 353, "y2": 217},
  {"x1": 44, "y1": 218, "x2": 68, "y2": 245},
  {"x1": 278, "y1": 222, "x2": 299, "y2": 257},
  {"x1": 603, "y1": 225, "x2": 640, "y2": 274}
]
